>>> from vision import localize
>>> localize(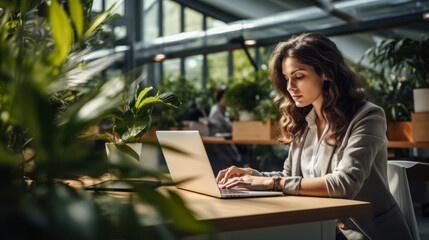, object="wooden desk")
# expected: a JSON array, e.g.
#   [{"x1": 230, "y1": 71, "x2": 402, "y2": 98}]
[
  {"x1": 71, "y1": 177, "x2": 370, "y2": 240},
  {"x1": 174, "y1": 188, "x2": 370, "y2": 230},
  {"x1": 169, "y1": 188, "x2": 371, "y2": 240},
  {"x1": 202, "y1": 137, "x2": 429, "y2": 148}
]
